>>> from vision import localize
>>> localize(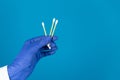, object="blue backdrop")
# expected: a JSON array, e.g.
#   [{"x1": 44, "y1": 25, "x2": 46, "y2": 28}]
[{"x1": 0, "y1": 0, "x2": 120, "y2": 80}]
